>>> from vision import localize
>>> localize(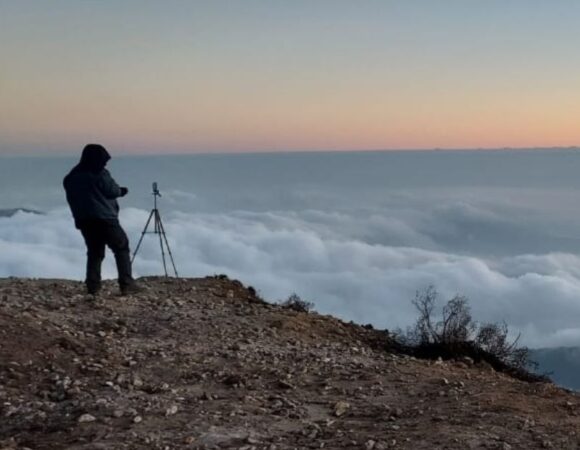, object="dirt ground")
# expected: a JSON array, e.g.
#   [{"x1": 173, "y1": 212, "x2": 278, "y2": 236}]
[{"x1": 0, "y1": 277, "x2": 579, "y2": 449}]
